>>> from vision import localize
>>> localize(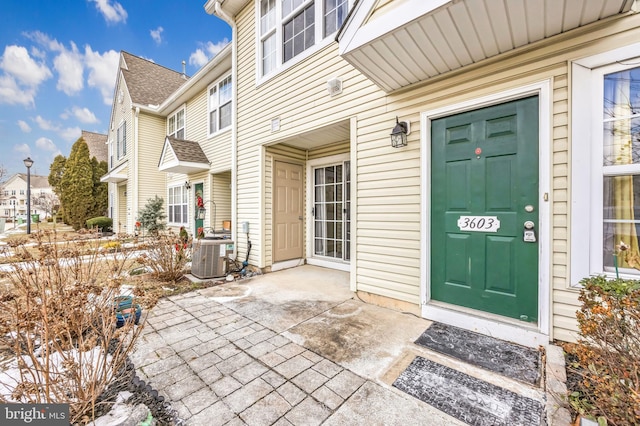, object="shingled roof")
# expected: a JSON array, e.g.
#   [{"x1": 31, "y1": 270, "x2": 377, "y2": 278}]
[
  {"x1": 158, "y1": 136, "x2": 210, "y2": 174},
  {"x1": 81, "y1": 130, "x2": 108, "y2": 163},
  {"x1": 121, "y1": 51, "x2": 188, "y2": 106},
  {"x1": 166, "y1": 136, "x2": 208, "y2": 164}
]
